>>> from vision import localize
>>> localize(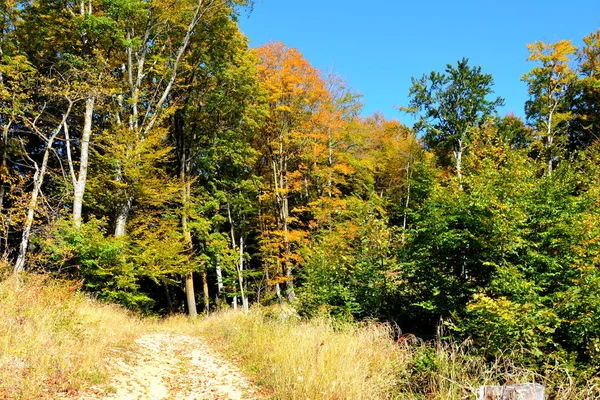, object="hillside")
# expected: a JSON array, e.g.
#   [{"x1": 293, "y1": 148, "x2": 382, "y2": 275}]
[
  {"x1": 2, "y1": 0, "x2": 600, "y2": 391},
  {"x1": 0, "y1": 275, "x2": 264, "y2": 399},
  {"x1": 3, "y1": 275, "x2": 600, "y2": 399}
]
